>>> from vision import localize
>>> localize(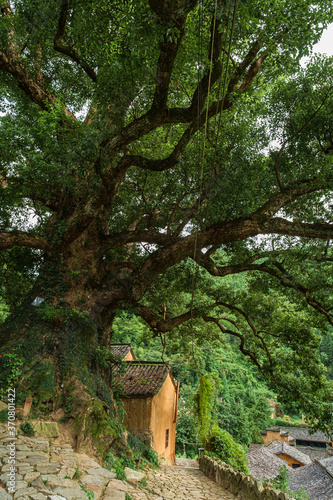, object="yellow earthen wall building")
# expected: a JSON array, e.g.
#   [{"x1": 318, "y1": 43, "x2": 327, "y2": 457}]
[{"x1": 113, "y1": 360, "x2": 179, "y2": 464}]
